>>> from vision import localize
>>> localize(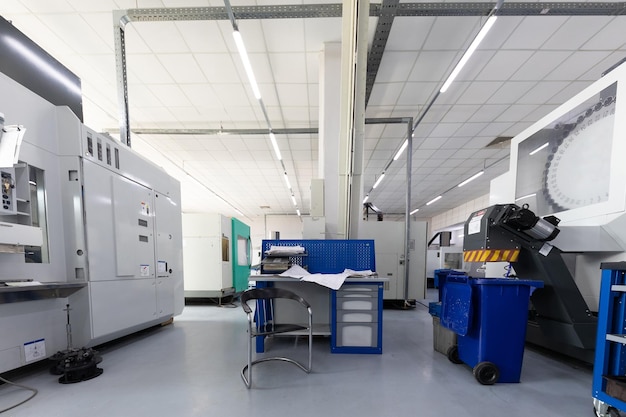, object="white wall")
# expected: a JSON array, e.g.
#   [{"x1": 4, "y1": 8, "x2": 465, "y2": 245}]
[
  {"x1": 429, "y1": 194, "x2": 490, "y2": 233},
  {"x1": 247, "y1": 215, "x2": 303, "y2": 266}
]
